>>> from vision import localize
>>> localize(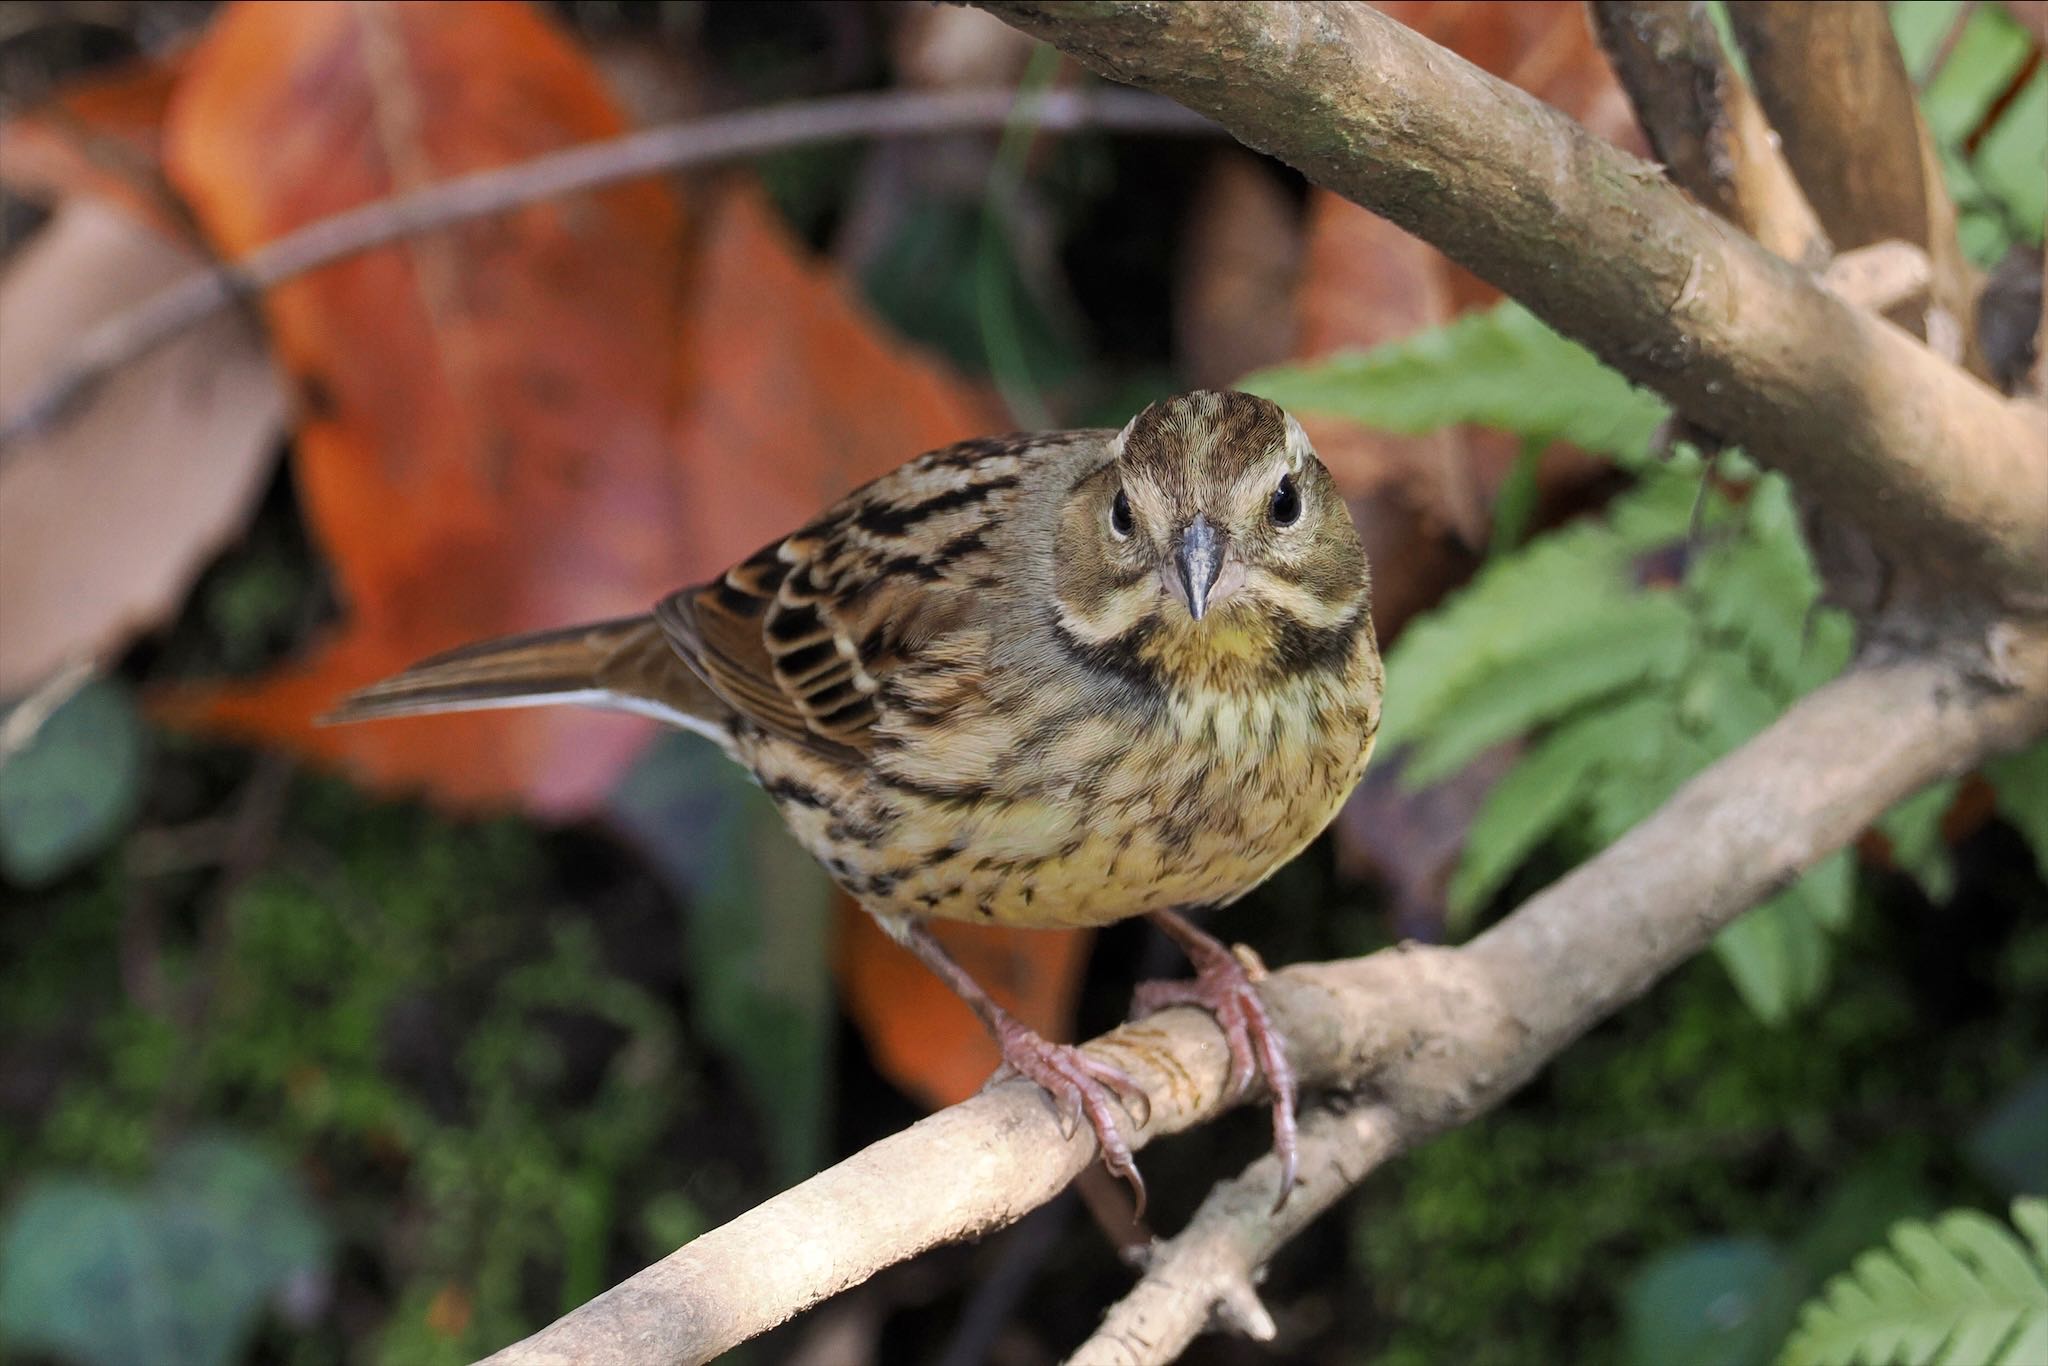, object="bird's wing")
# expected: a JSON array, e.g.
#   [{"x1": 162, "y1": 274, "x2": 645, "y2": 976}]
[{"x1": 656, "y1": 434, "x2": 1065, "y2": 758}]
